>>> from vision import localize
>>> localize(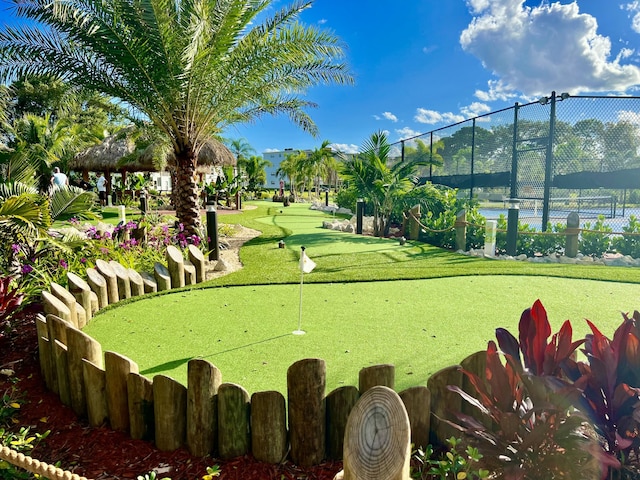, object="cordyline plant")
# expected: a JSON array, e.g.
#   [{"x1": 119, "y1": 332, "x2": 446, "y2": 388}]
[{"x1": 0, "y1": 275, "x2": 24, "y2": 325}]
